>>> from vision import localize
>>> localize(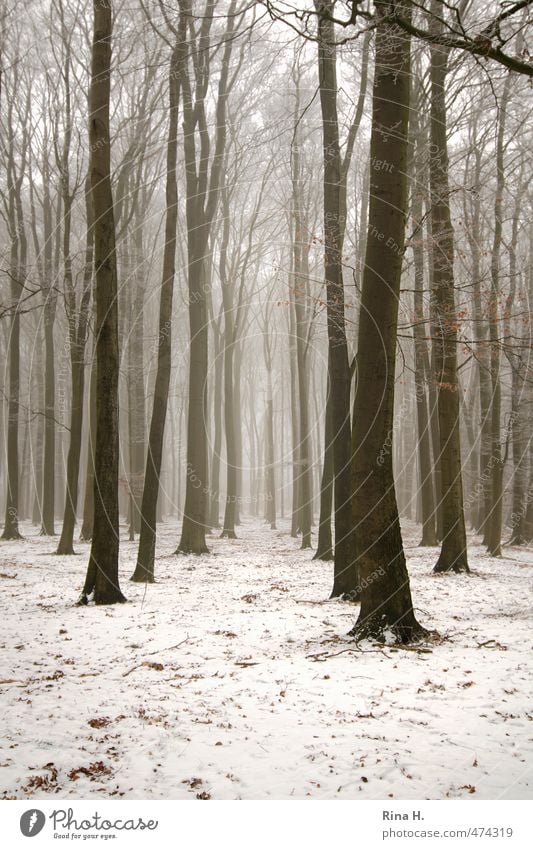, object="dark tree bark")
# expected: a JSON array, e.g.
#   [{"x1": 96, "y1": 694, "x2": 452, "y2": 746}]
[
  {"x1": 315, "y1": 0, "x2": 356, "y2": 597},
  {"x1": 312, "y1": 23, "x2": 369, "y2": 565},
  {"x1": 79, "y1": 0, "x2": 125, "y2": 605},
  {"x1": 349, "y1": 0, "x2": 427, "y2": 642},
  {"x1": 131, "y1": 24, "x2": 183, "y2": 582},
  {"x1": 429, "y1": 7, "x2": 469, "y2": 574},
  {"x1": 80, "y1": 339, "x2": 96, "y2": 541},
  {"x1": 2, "y1": 80, "x2": 29, "y2": 541}
]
